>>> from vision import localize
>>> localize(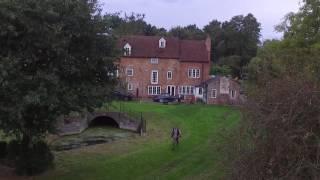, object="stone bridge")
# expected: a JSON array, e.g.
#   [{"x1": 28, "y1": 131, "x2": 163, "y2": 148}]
[{"x1": 56, "y1": 111, "x2": 144, "y2": 136}]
